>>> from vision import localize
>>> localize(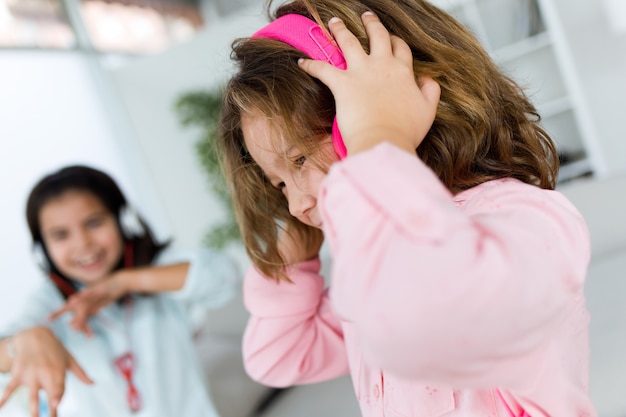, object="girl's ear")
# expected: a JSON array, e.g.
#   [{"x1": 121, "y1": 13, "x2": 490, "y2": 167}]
[
  {"x1": 32, "y1": 242, "x2": 50, "y2": 271},
  {"x1": 119, "y1": 205, "x2": 146, "y2": 239}
]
